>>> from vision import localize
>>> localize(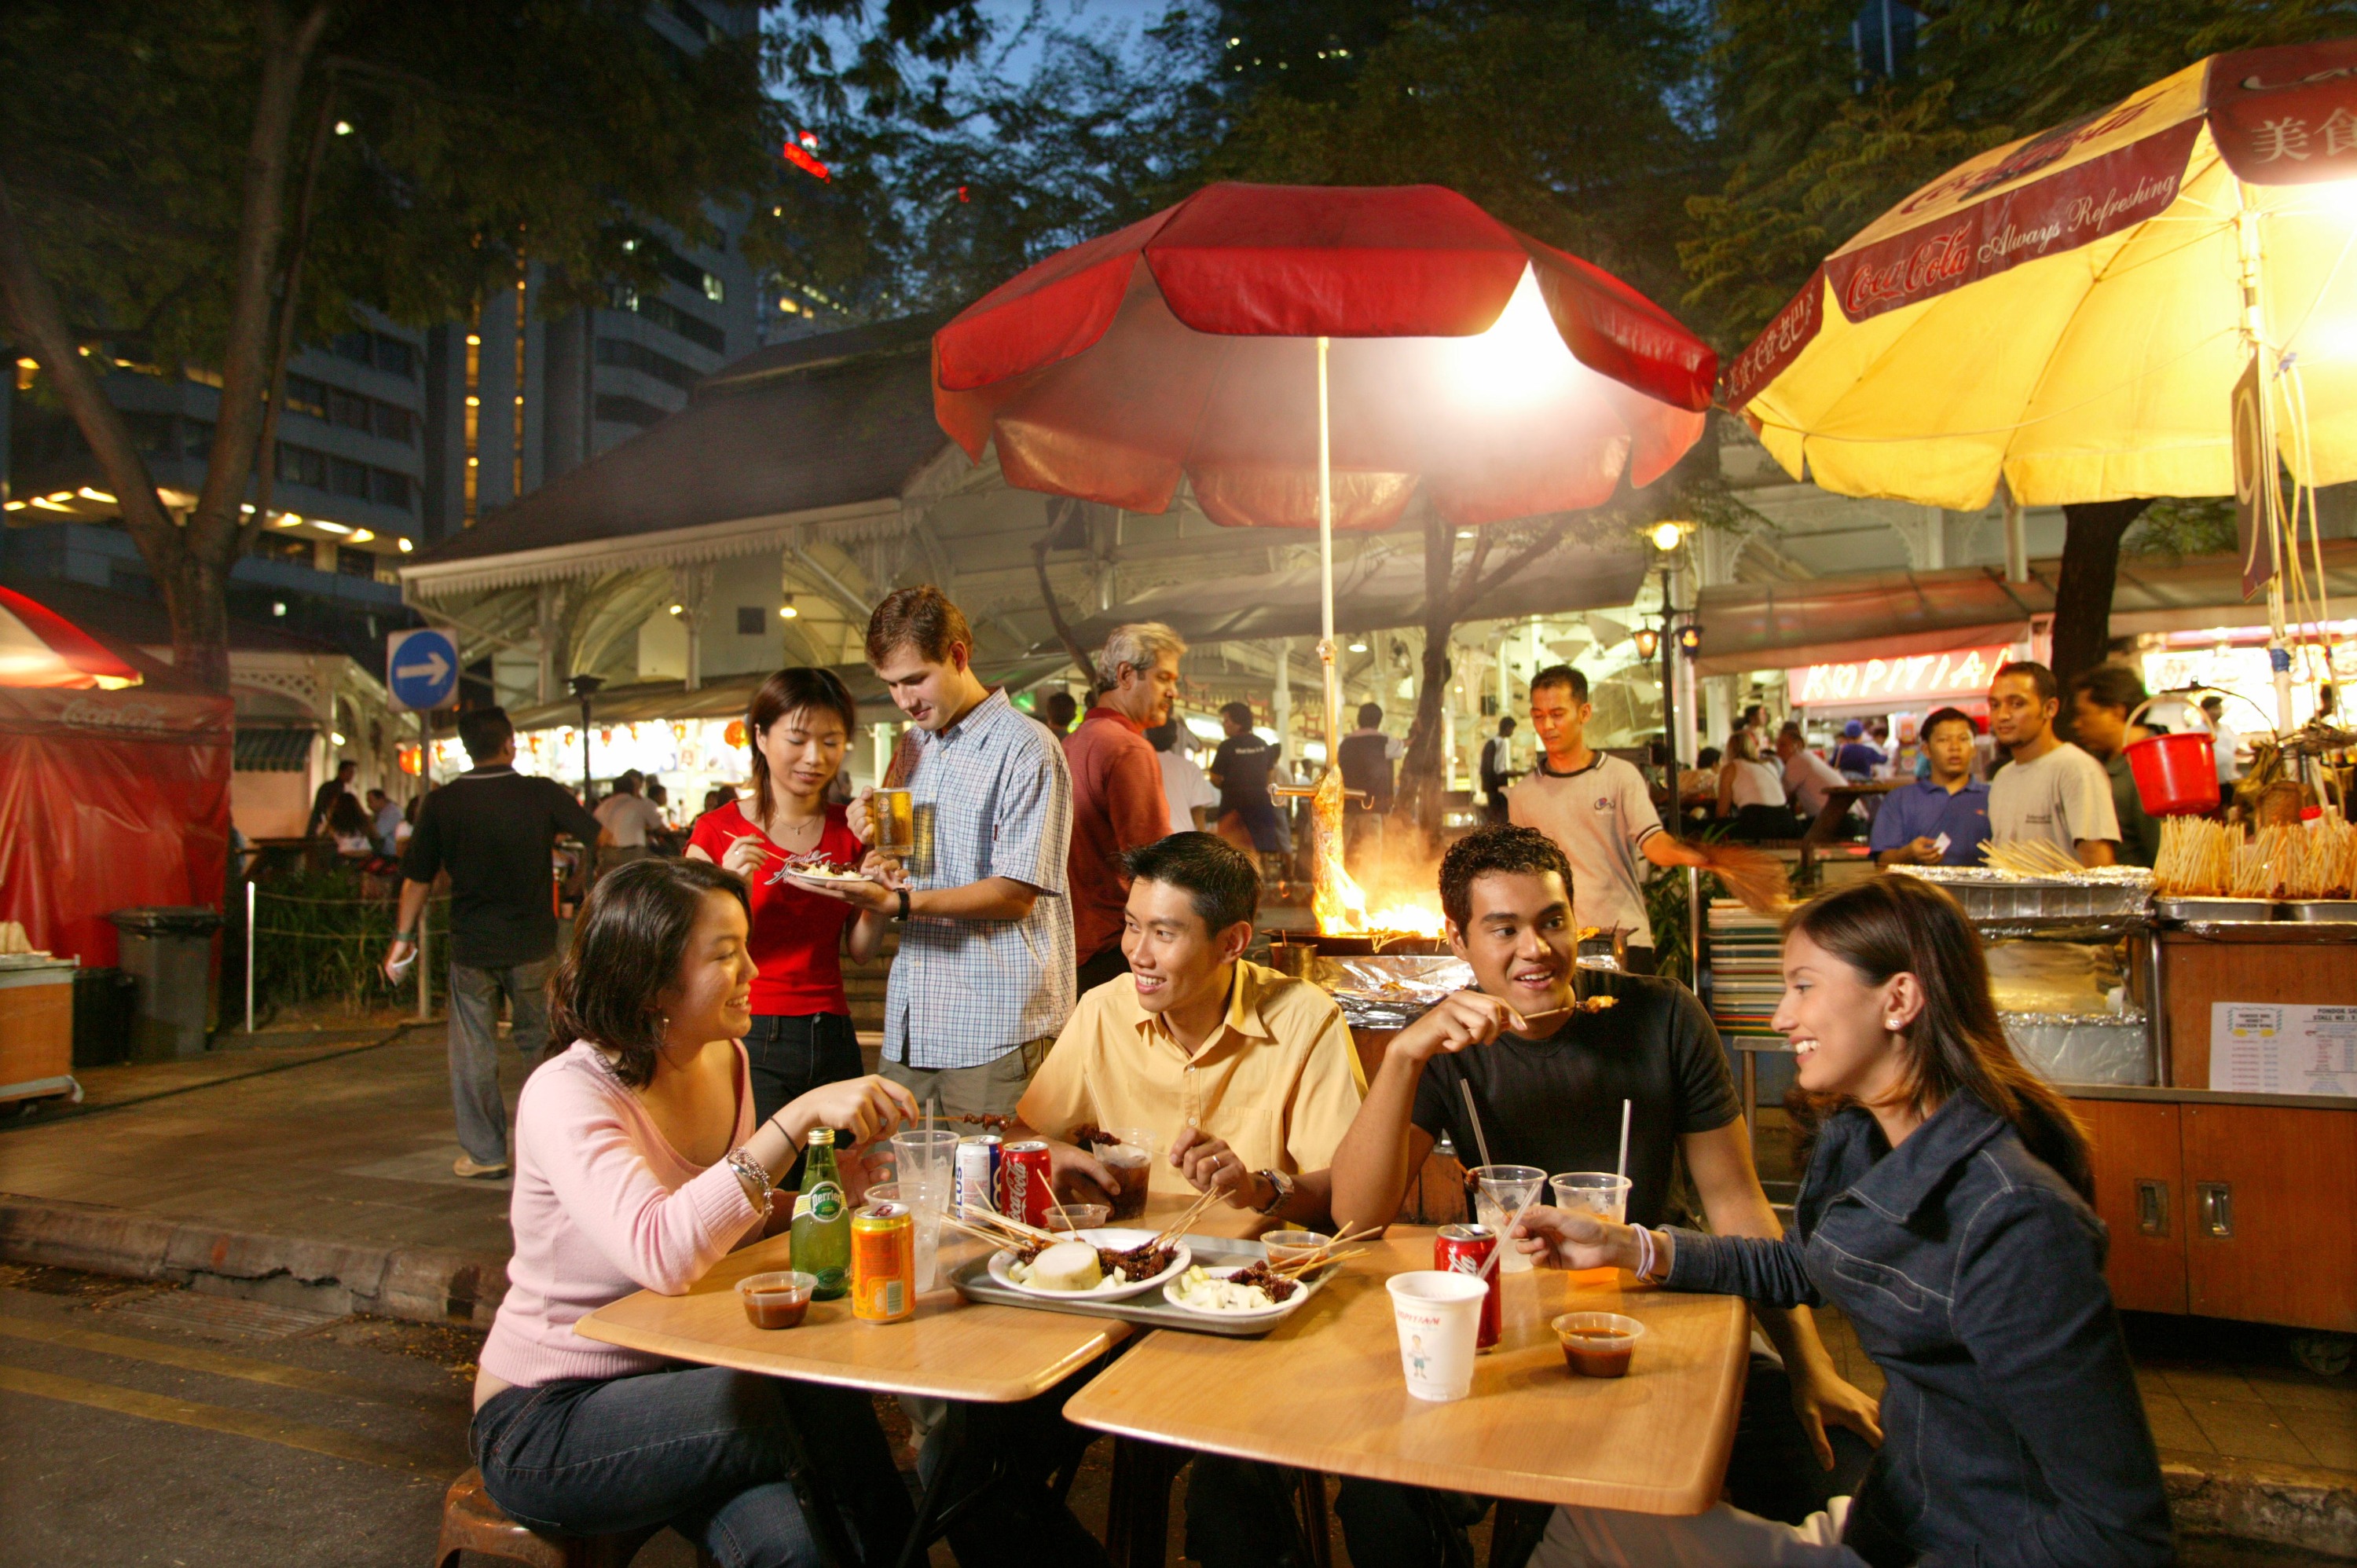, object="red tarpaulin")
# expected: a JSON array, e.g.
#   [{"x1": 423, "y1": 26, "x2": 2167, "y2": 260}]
[{"x1": 0, "y1": 616, "x2": 233, "y2": 968}]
